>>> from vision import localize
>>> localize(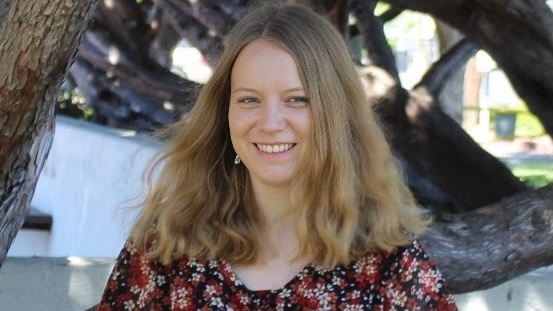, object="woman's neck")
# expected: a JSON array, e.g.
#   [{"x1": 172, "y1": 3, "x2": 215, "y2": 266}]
[
  {"x1": 250, "y1": 180, "x2": 300, "y2": 261},
  {"x1": 250, "y1": 180, "x2": 294, "y2": 226}
]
